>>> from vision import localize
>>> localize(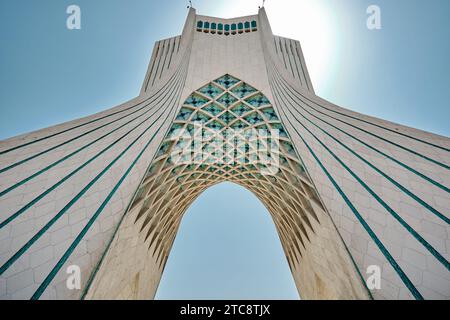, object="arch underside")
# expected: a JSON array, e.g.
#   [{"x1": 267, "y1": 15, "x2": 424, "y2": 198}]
[{"x1": 85, "y1": 75, "x2": 371, "y2": 300}]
